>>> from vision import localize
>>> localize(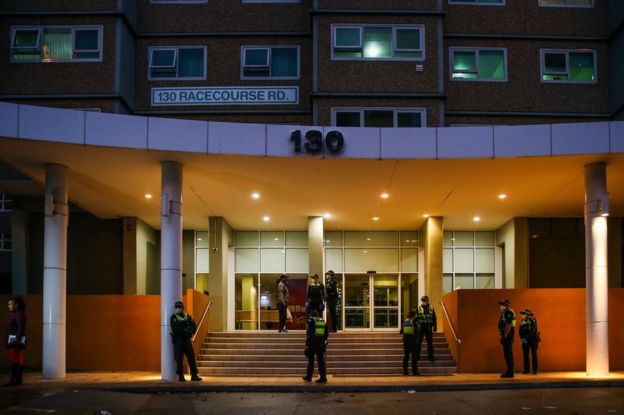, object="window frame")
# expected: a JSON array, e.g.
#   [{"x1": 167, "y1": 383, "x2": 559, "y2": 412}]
[
  {"x1": 331, "y1": 107, "x2": 428, "y2": 128},
  {"x1": 241, "y1": 0, "x2": 300, "y2": 3},
  {"x1": 147, "y1": 45, "x2": 208, "y2": 81},
  {"x1": 538, "y1": 0, "x2": 594, "y2": 8},
  {"x1": 449, "y1": 47, "x2": 508, "y2": 83},
  {"x1": 539, "y1": 48, "x2": 597, "y2": 84},
  {"x1": 10, "y1": 25, "x2": 103, "y2": 63},
  {"x1": 331, "y1": 24, "x2": 426, "y2": 62},
  {"x1": 448, "y1": 0, "x2": 506, "y2": 6},
  {"x1": 150, "y1": 0, "x2": 208, "y2": 4},
  {"x1": 240, "y1": 45, "x2": 300, "y2": 80}
]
